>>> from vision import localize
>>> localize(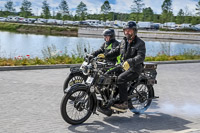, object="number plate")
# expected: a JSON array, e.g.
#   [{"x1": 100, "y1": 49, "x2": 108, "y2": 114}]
[{"x1": 86, "y1": 77, "x2": 94, "y2": 84}]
